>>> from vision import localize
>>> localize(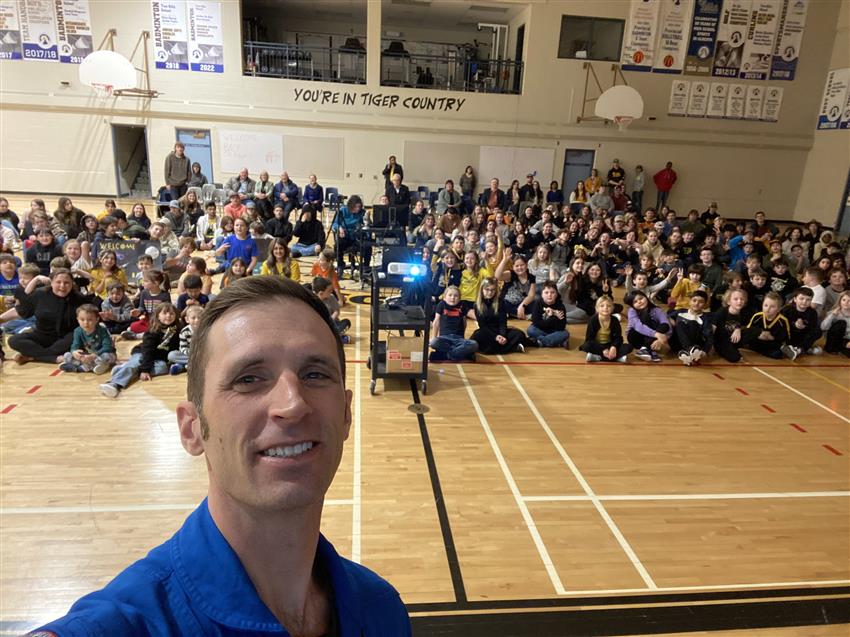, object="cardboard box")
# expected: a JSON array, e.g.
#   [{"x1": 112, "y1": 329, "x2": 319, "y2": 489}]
[{"x1": 386, "y1": 336, "x2": 424, "y2": 373}]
